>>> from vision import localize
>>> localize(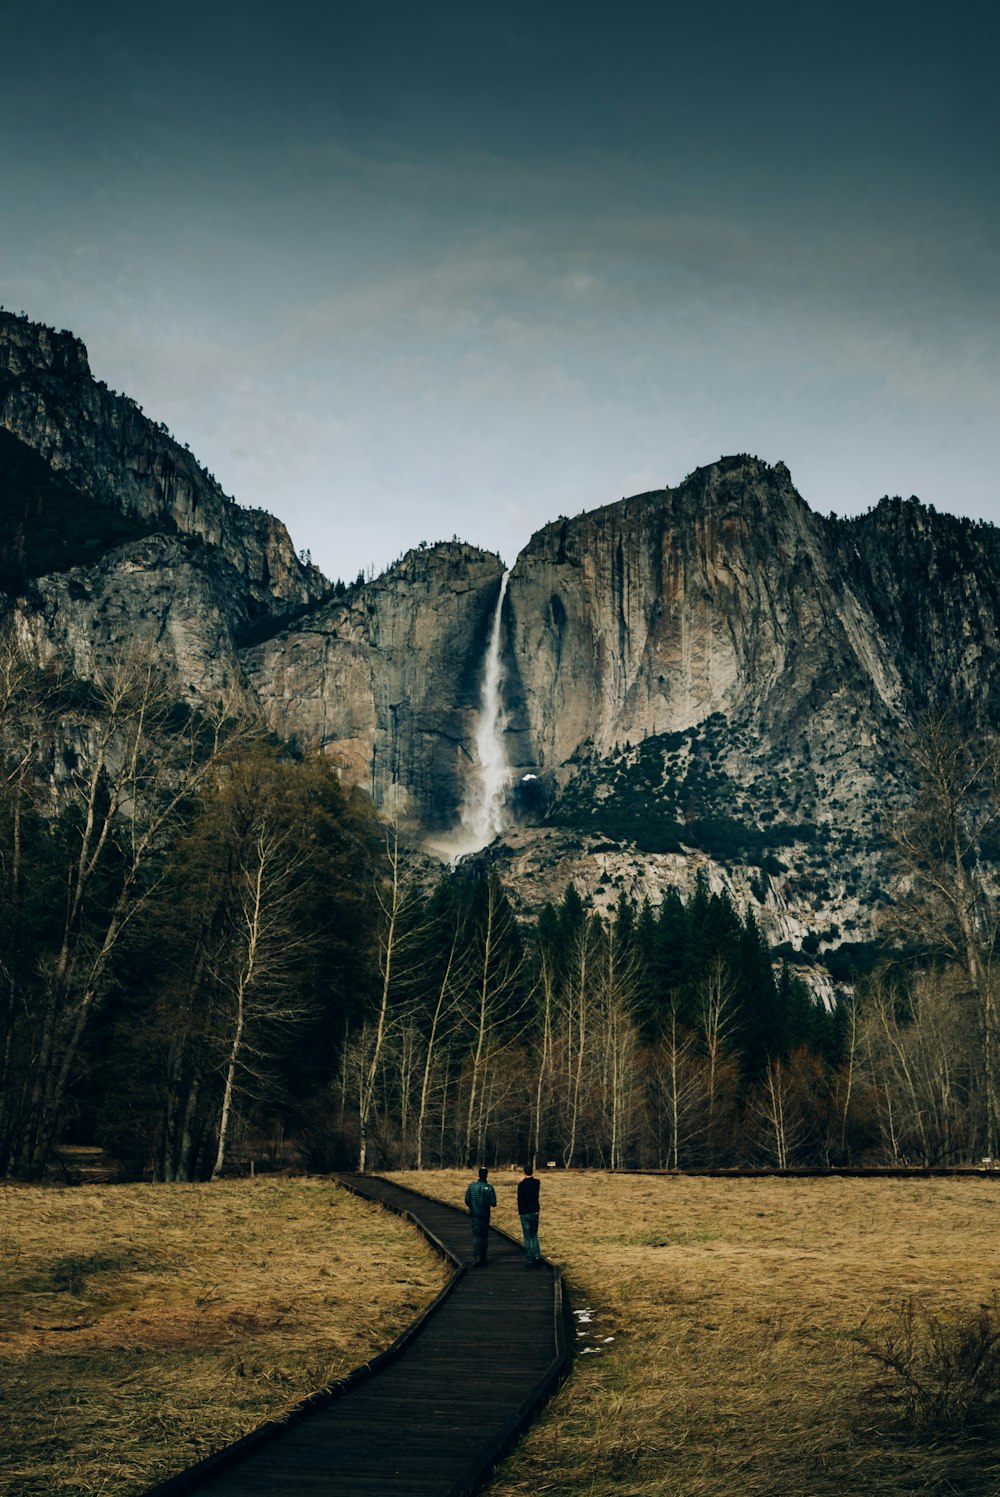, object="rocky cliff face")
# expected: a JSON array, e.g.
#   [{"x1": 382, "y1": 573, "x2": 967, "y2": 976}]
[
  {"x1": 18, "y1": 533, "x2": 254, "y2": 696},
  {"x1": 0, "y1": 311, "x2": 328, "y2": 690},
  {"x1": 482, "y1": 457, "x2": 926, "y2": 964},
  {"x1": 245, "y1": 543, "x2": 505, "y2": 829},
  {"x1": 833, "y1": 497, "x2": 1000, "y2": 729},
  {"x1": 503, "y1": 457, "x2": 904, "y2": 779},
  {"x1": 0, "y1": 311, "x2": 323, "y2": 619},
  {"x1": 4, "y1": 312, "x2": 999, "y2": 974}
]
